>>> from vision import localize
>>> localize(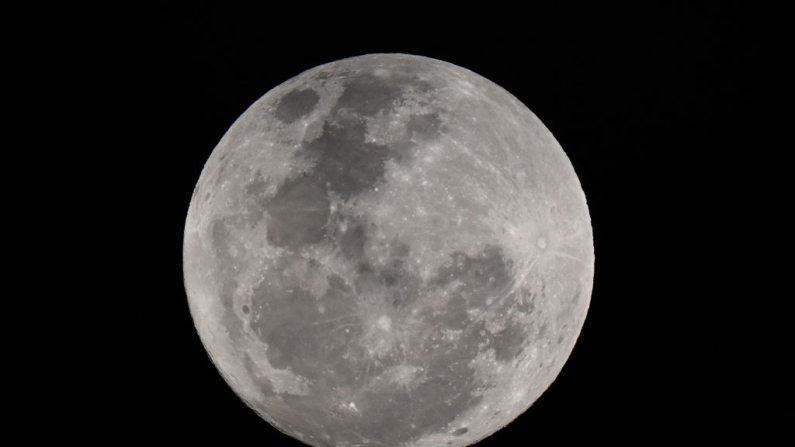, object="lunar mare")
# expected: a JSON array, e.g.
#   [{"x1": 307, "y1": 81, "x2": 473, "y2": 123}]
[{"x1": 184, "y1": 54, "x2": 594, "y2": 447}]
